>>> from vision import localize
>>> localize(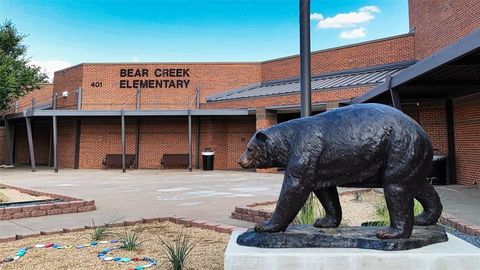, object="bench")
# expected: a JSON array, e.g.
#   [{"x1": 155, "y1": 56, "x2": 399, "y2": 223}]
[
  {"x1": 161, "y1": 154, "x2": 189, "y2": 169},
  {"x1": 102, "y1": 154, "x2": 136, "y2": 169}
]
